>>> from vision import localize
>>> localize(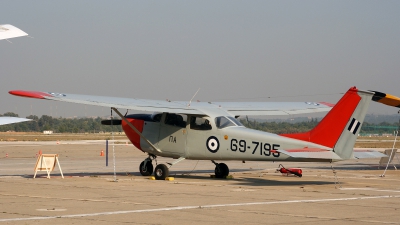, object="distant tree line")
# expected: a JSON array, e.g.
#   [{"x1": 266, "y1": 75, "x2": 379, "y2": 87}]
[{"x1": 0, "y1": 112, "x2": 399, "y2": 134}]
